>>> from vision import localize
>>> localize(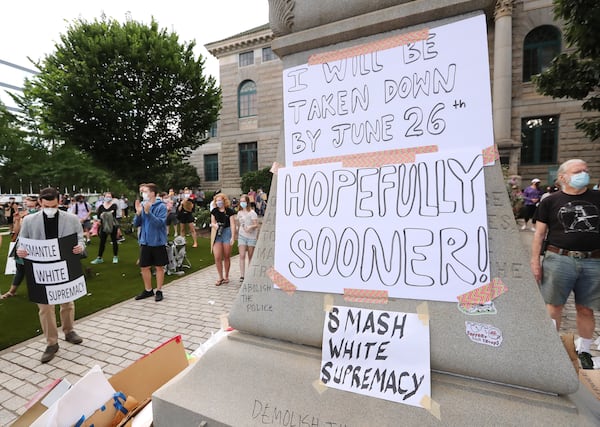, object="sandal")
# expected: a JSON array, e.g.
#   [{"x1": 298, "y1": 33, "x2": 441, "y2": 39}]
[
  {"x1": 223, "y1": 278, "x2": 229, "y2": 284},
  {"x1": 215, "y1": 279, "x2": 225, "y2": 286}
]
